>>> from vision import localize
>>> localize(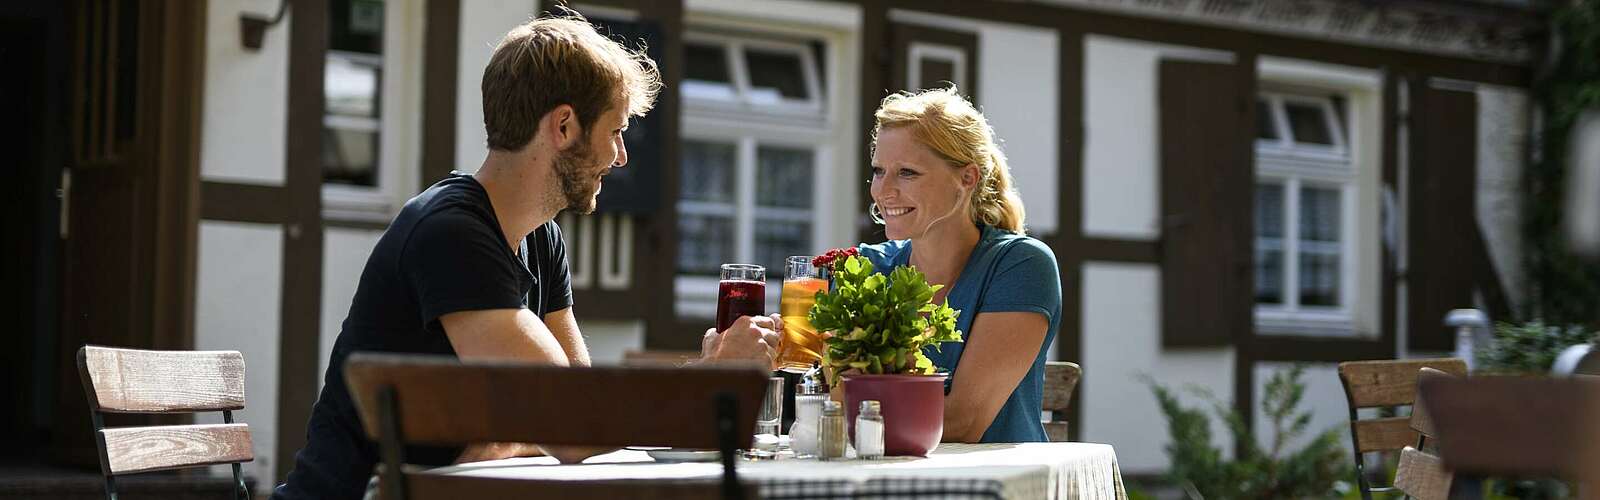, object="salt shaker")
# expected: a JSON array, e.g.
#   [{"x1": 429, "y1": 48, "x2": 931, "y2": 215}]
[
  {"x1": 855, "y1": 400, "x2": 884, "y2": 459},
  {"x1": 818, "y1": 400, "x2": 848, "y2": 460},
  {"x1": 790, "y1": 369, "x2": 828, "y2": 457}
]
